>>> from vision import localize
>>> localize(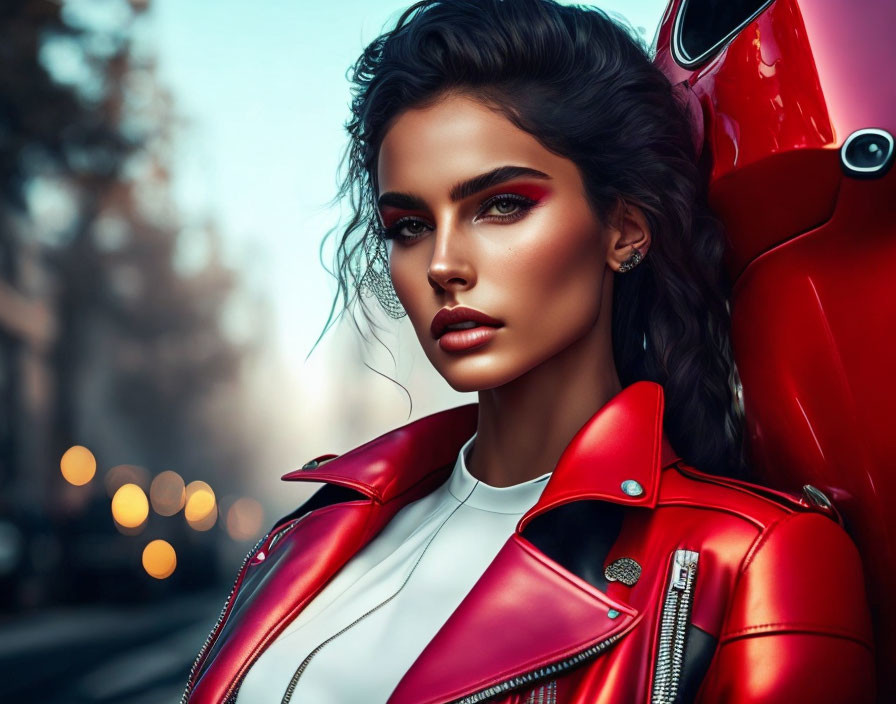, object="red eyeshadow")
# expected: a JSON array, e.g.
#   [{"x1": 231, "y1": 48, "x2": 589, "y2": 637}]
[
  {"x1": 485, "y1": 182, "x2": 551, "y2": 202},
  {"x1": 379, "y1": 208, "x2": 429, "y2": 229}
]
